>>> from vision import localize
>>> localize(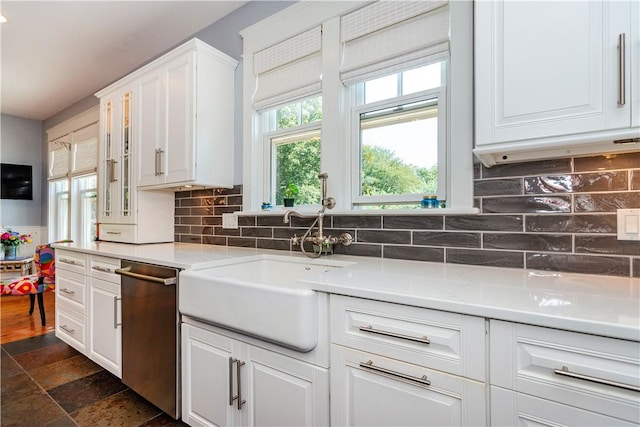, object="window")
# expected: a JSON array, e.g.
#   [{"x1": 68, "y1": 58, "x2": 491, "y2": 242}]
[
  {"x1": 241, "y1": 1, "x2": 474, "y2": 213},
  {"x1": 48, "y1": 179, "x2": 69, "y2": 242},
  {"x1": 46, "y1": 107, "x2": 99, "y2": 242},
  {"x1": 353, "y1": 63, "x2": 446, "y2": 208},
  {"x1": 263, "y1": 96, "x2": 322, "y2": 206}
]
